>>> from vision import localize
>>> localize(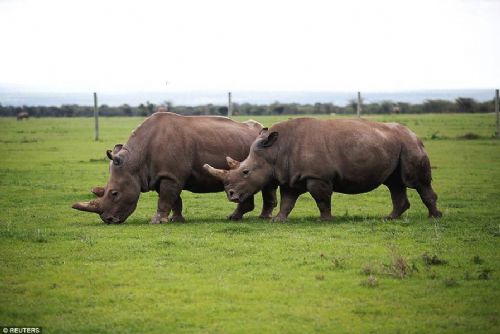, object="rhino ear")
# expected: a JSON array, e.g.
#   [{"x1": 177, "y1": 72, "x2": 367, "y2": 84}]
[
  {"x1": 226, "y1": 156, "x2": 241, "y2": 170},
  {"x1": 113, "y1": 144, "x2": 123, "y2": 154},
  {"x1": 107, "y1": 148, "x2": 123, "y2": 166},
  {"x1": 259, "y1": 131, "x2": 279, "y2": 148}
]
